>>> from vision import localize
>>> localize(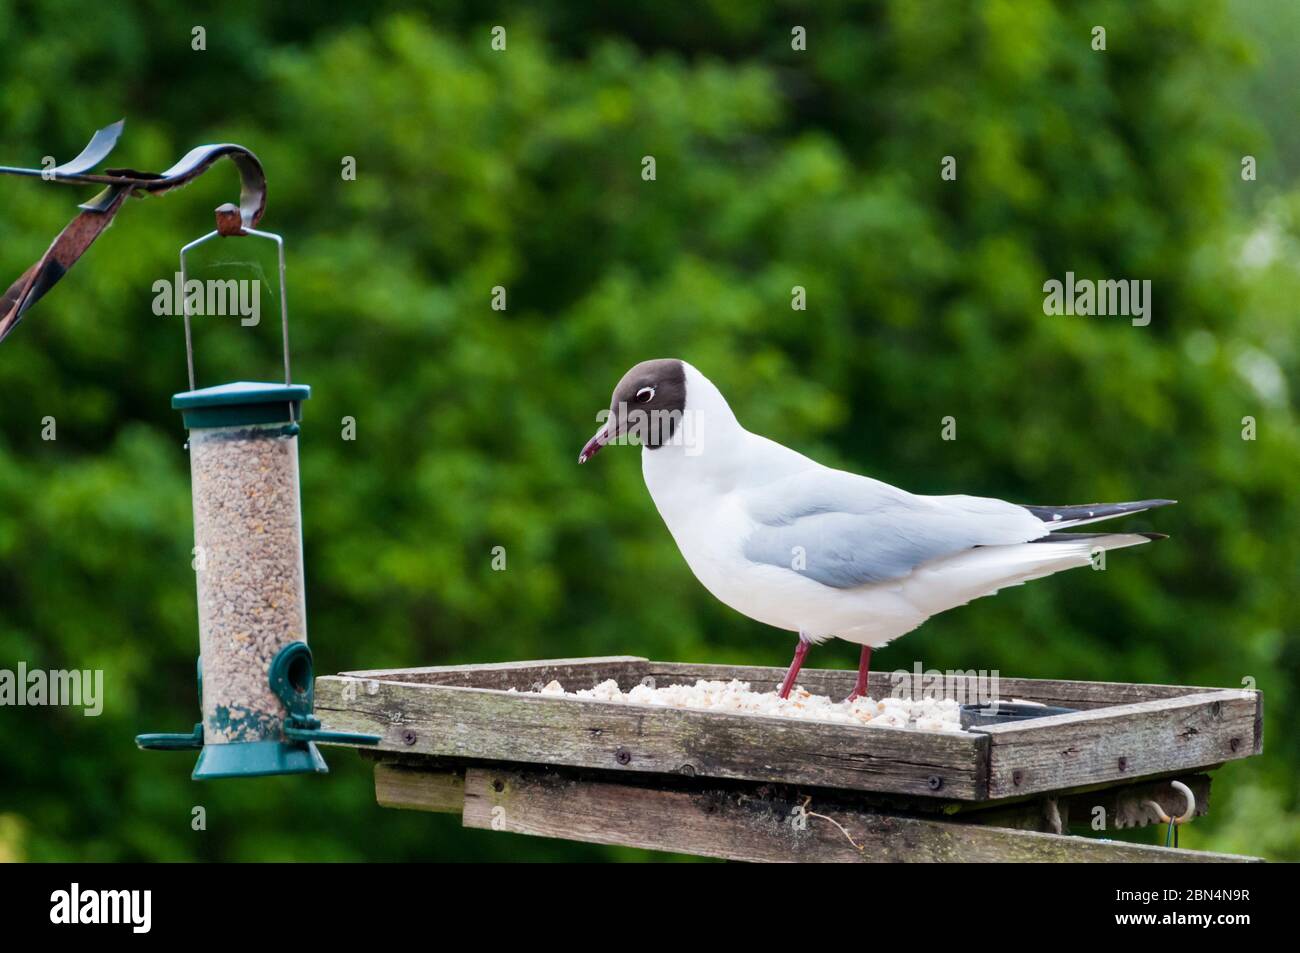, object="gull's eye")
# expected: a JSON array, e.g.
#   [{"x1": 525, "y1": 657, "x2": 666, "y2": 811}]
[{"x1": 635, "y1": 386, "x2": 655, "y2": 403}]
